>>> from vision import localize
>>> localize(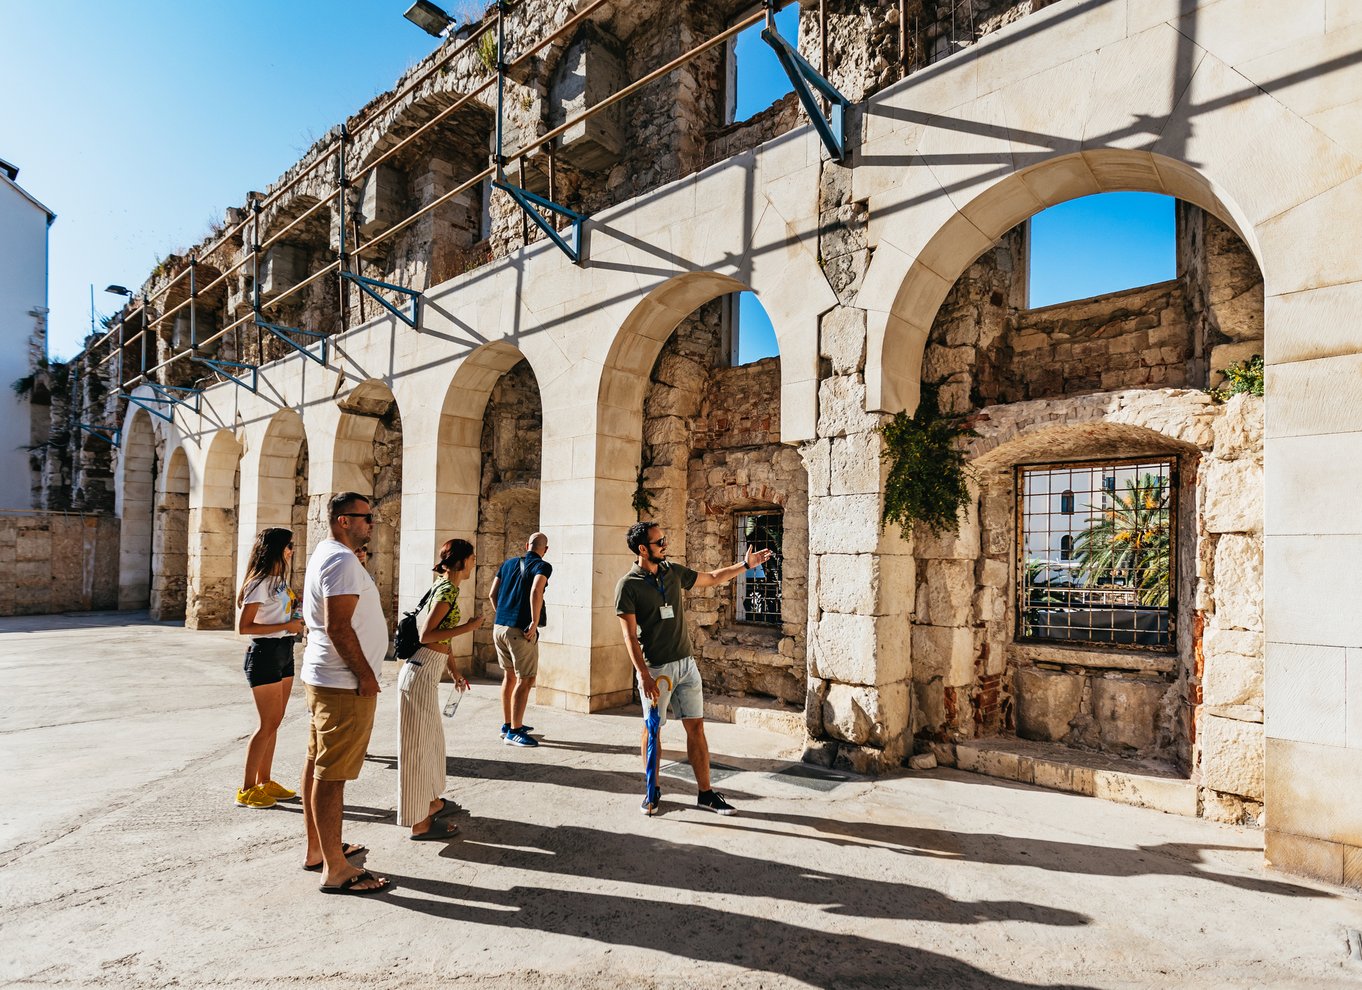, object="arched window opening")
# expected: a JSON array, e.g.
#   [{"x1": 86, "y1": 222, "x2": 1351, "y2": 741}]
[{"x1": 725, "y1": 3, "x2": 798, "y2": 124}]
